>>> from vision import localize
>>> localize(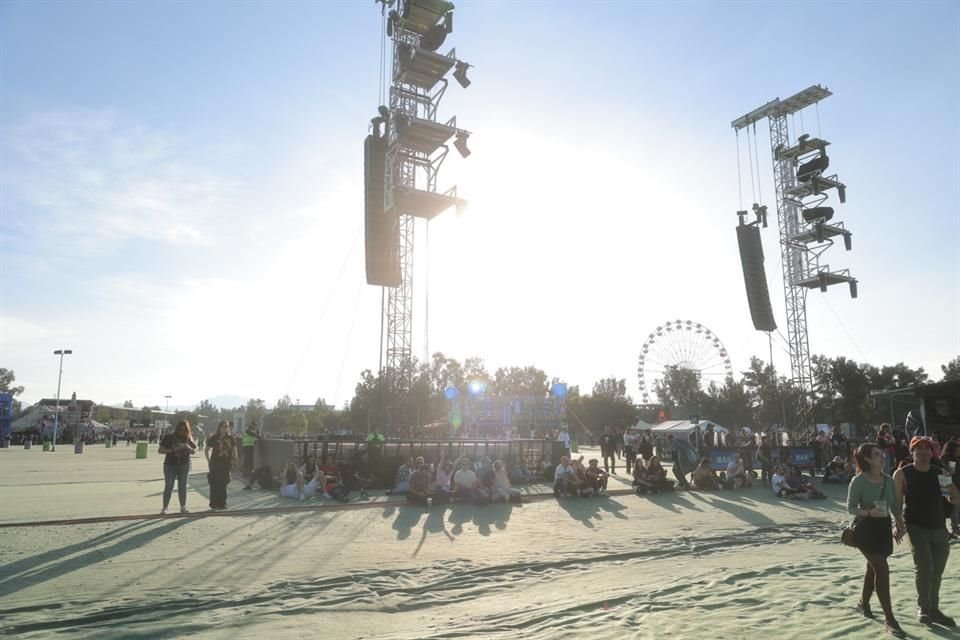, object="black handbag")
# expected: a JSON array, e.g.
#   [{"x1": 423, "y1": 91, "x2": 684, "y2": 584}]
[{"x1": 841, "y1": 475, "x2": 885, "y2": 547}]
